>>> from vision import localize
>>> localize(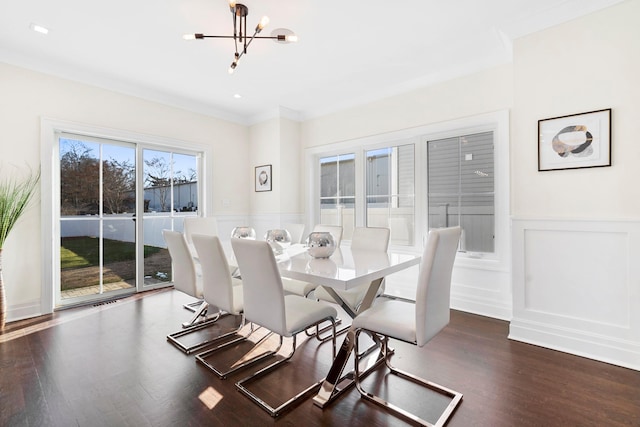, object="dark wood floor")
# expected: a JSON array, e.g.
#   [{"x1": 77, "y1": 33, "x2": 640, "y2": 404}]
[{"x1": 1, "y1": 288, "x2": 639, "y2": 427}]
